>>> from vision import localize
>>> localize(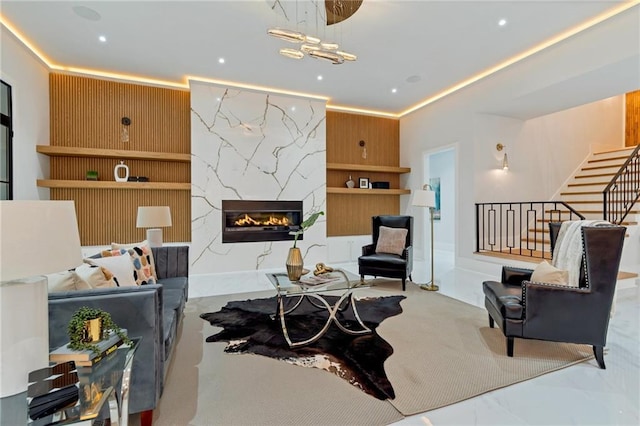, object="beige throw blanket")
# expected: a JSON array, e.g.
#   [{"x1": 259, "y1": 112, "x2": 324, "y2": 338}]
[{"x1": 552, "y1": 220, "x2": 609, "y2": 287}]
